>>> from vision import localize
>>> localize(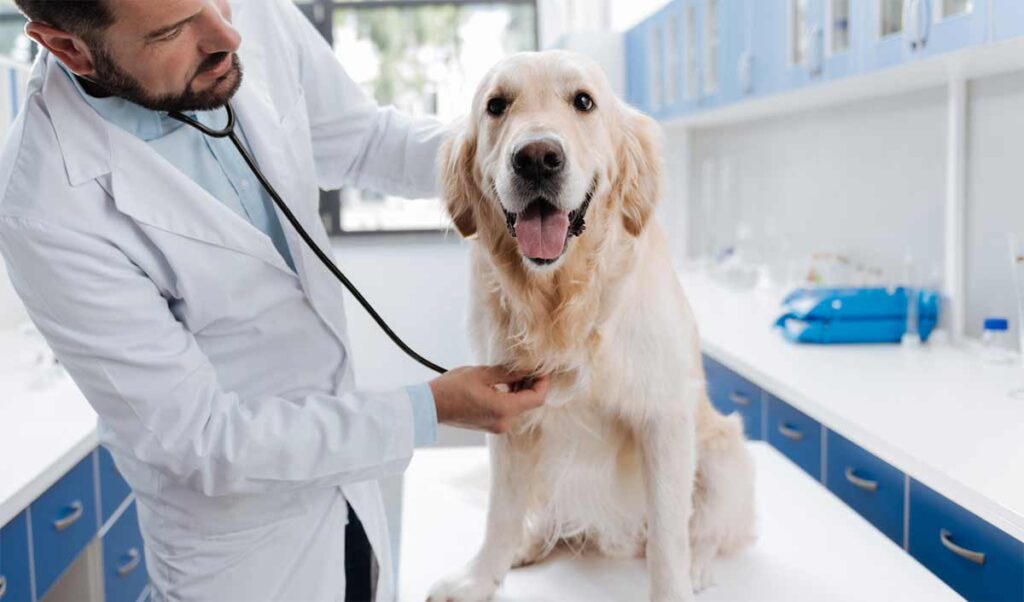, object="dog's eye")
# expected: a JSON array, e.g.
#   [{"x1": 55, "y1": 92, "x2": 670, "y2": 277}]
[
  {"x1": 487, "y1": 97, "x2": 509, "y2": 117},
  {"x1": 573, "y1": 92, "x2": 595, "y2": 113}
]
